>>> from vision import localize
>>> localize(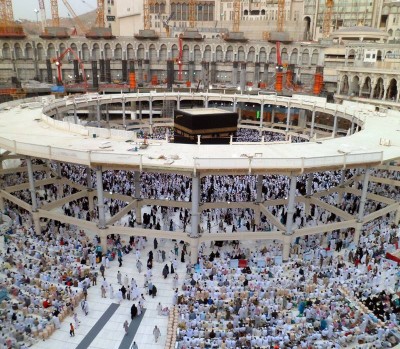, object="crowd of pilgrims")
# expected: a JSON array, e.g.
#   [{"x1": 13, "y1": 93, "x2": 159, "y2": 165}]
[
  {"x1": 0, "y1": 213, "x2": 92, "y2": 348},
  {"x1": 0, "y1": 126, "x2": 399, "y2": 348}
]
